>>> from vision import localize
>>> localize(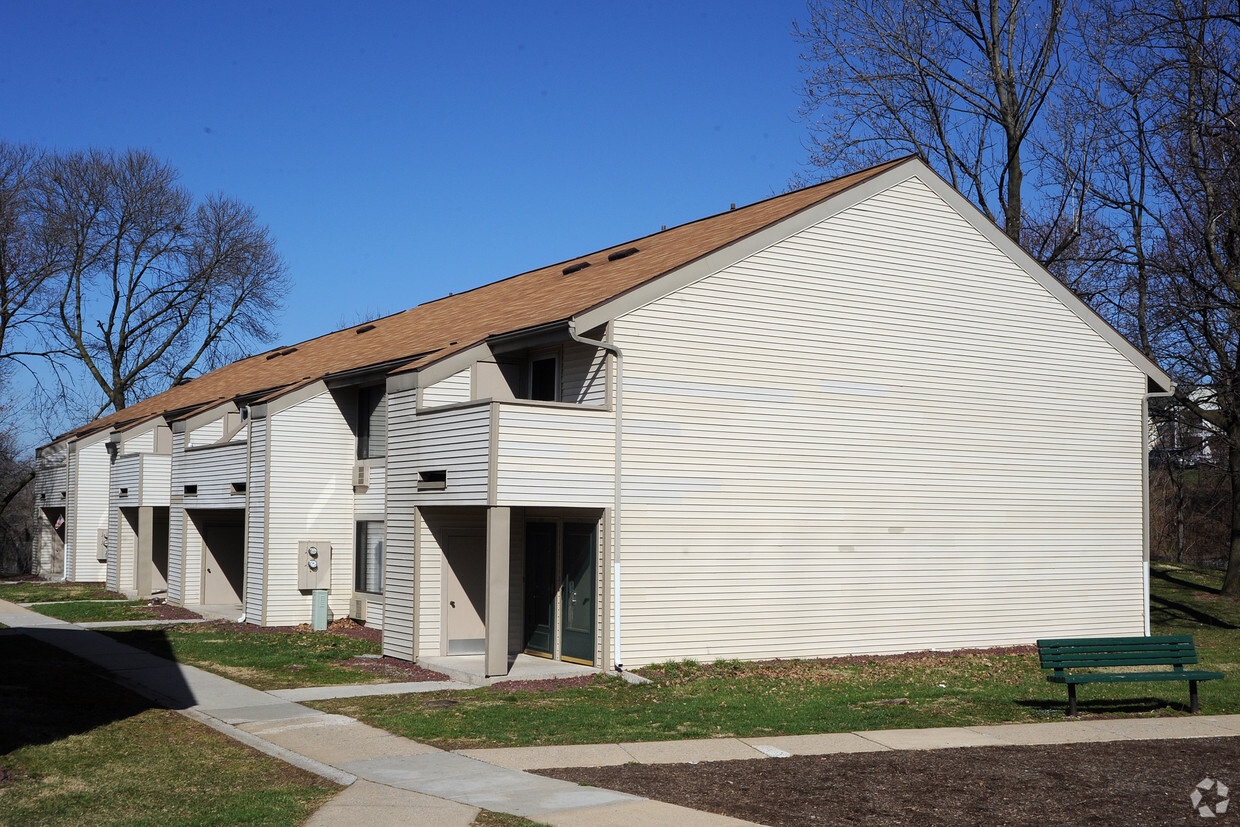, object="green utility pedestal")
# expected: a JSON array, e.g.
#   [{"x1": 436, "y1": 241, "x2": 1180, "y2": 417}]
[{"x1": 311, "y1": 589, "x2": 329, "y2": 631}]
